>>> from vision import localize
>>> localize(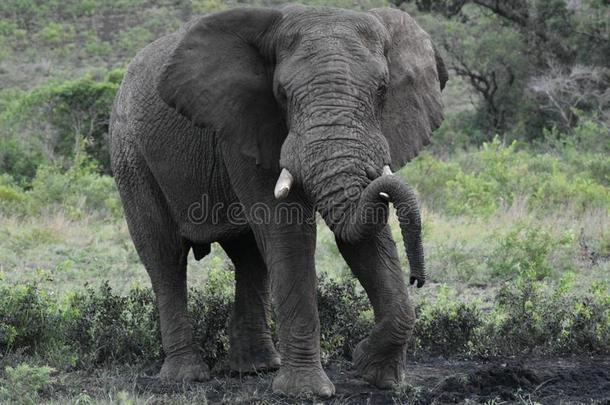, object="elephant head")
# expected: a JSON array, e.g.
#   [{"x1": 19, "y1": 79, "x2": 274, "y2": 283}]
[{"x1": 158, "y1": 6, "x2": 446, "y2": 287}]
